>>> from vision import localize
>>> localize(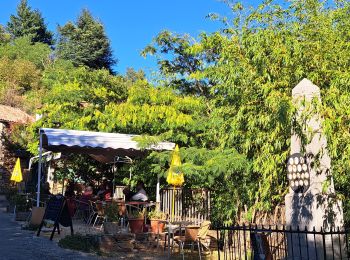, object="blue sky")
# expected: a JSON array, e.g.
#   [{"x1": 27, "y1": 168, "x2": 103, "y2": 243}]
[{"x1": 0, "y1": 1, "x2": 257, "y2": 75}]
